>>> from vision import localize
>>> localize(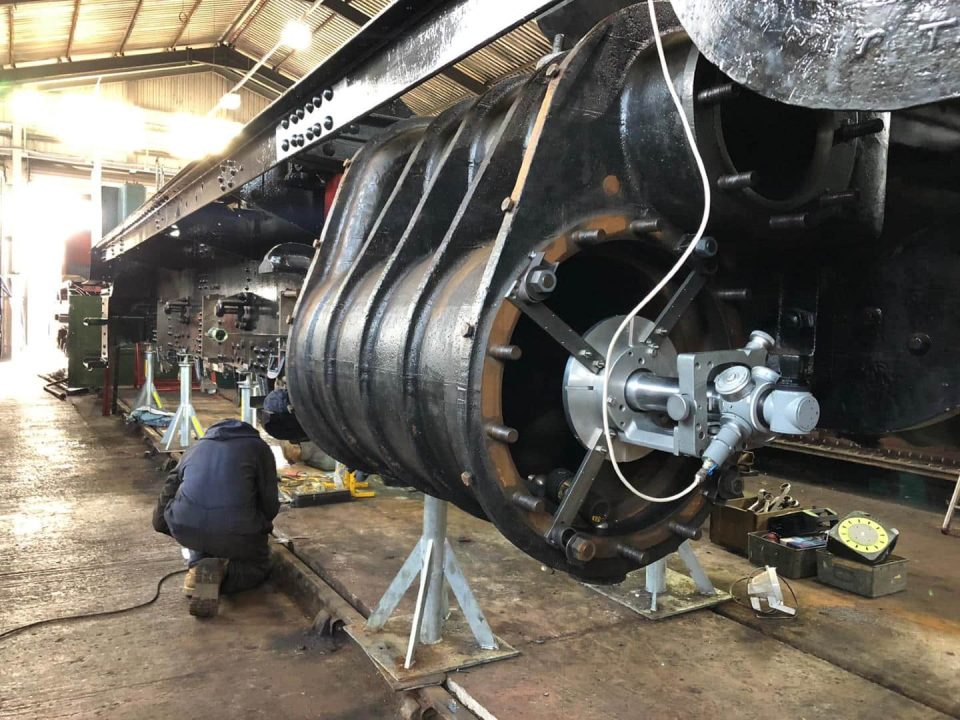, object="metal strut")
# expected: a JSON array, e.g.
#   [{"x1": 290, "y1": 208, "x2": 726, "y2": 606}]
[
  {"x1": 132, "y1": 343, "x2": 162, "y2": 411},
  {"x1": 366, "y1": 495, "x2": 498, "y2": 669},
  {"x1": 161, "y1": 355, "x2": 204, "y2": 451},
  {"x1": 238, "y1": 372, "x2": 257, "y2": 427}
]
